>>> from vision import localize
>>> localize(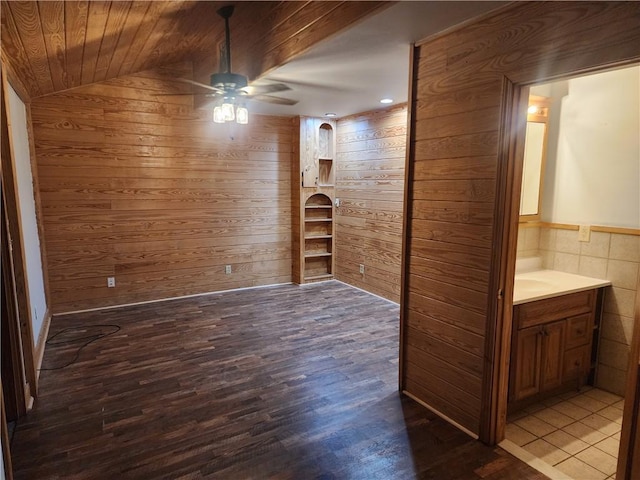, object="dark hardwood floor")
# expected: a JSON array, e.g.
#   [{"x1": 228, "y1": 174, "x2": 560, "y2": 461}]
[{"x1": 10, "y1": 281, "x2": 548, "y2": 479}]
